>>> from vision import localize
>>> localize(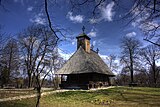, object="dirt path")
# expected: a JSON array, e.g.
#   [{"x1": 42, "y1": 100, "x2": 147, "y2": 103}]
[
  {"x1": 0, "y1": 90, "x2": 69, "y2": 102},
  {"x1": 0, "y1": 86, "x2": 116, "y2": 102}
]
